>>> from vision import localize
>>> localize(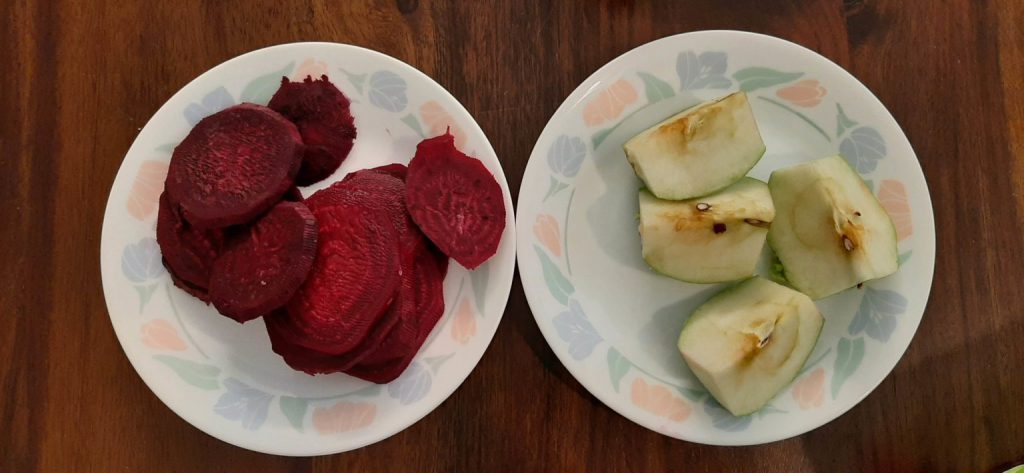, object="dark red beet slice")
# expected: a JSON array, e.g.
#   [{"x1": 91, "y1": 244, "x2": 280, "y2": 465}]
[
  {"x1": 208, "y1": 201, "x2": 318, "y2": 322},
  {"x1": 269, "y1": 75, "x2": 357, "y2": 186},
  {"x1": 167, "y1": 261, "x2": 211, "y2": 303},
  {"x1": 368, "y1": 163, "x2": 407, "y2": 181},
  {"x1": 165, "y1": 103, "x2": 303, "y2": 228},
  {"x1": 283, "y1": 186, "x2": 304, "y2": 202},
  {"x1": 406, "y1": 132, "x2": 506, "y2": 270},
  {"x1": 272, "y1": 187, "x2": 402, "y2": 355},
  {"x1": 156, "y1": 191, "x2": 224, "y2": 291},
  {"x1": 345, "y1": 245, "x2": 448, "y2": 383}
]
